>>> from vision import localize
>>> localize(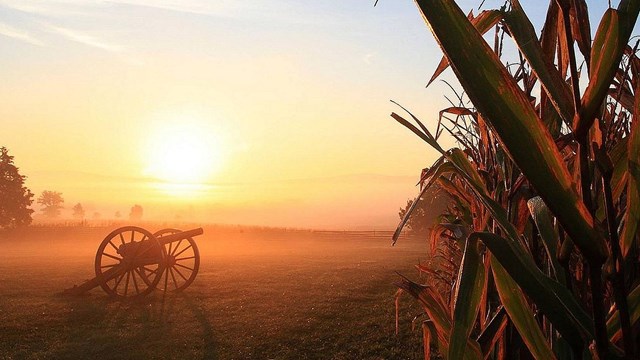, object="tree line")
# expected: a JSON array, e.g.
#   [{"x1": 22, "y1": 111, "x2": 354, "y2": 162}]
[{"x1": 0, "y1": 146, "x2": 144, "y2": 229}]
